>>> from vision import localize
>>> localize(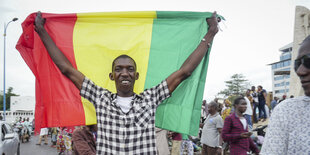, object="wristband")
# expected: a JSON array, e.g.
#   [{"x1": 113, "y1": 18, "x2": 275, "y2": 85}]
[{"x1": 201, "y1": 38, "x2": 211, "y2": 47}]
